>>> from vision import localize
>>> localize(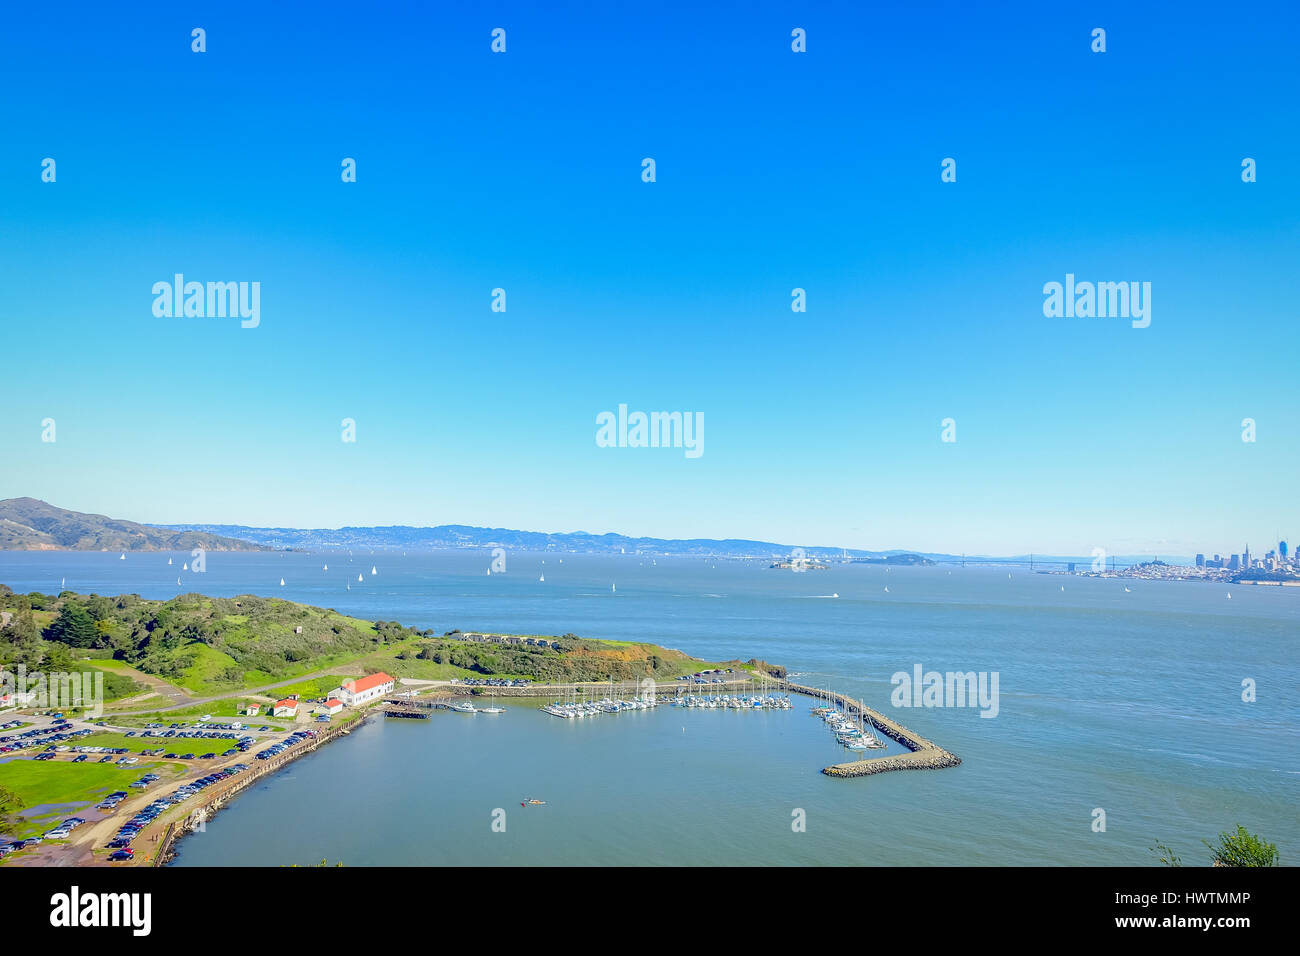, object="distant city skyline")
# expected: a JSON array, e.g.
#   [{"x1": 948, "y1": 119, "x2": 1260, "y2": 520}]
[{"x1": 1, "y1": 3, "x2": 1296, "y2": 554}]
